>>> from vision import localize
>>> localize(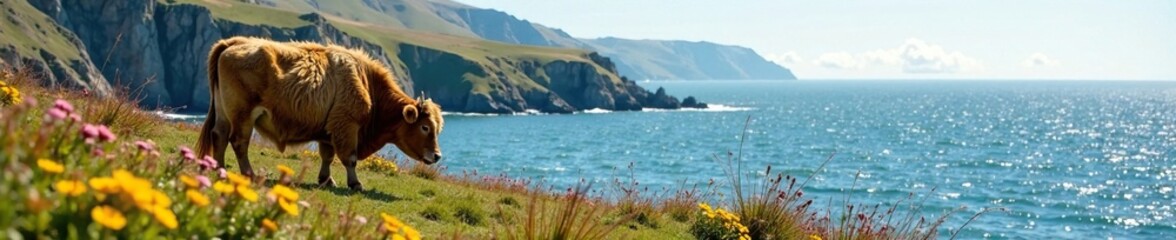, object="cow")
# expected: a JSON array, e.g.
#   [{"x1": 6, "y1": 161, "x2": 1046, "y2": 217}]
[{"x1": 196, "y1": 37, "x2": 443, "y2": 190}]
